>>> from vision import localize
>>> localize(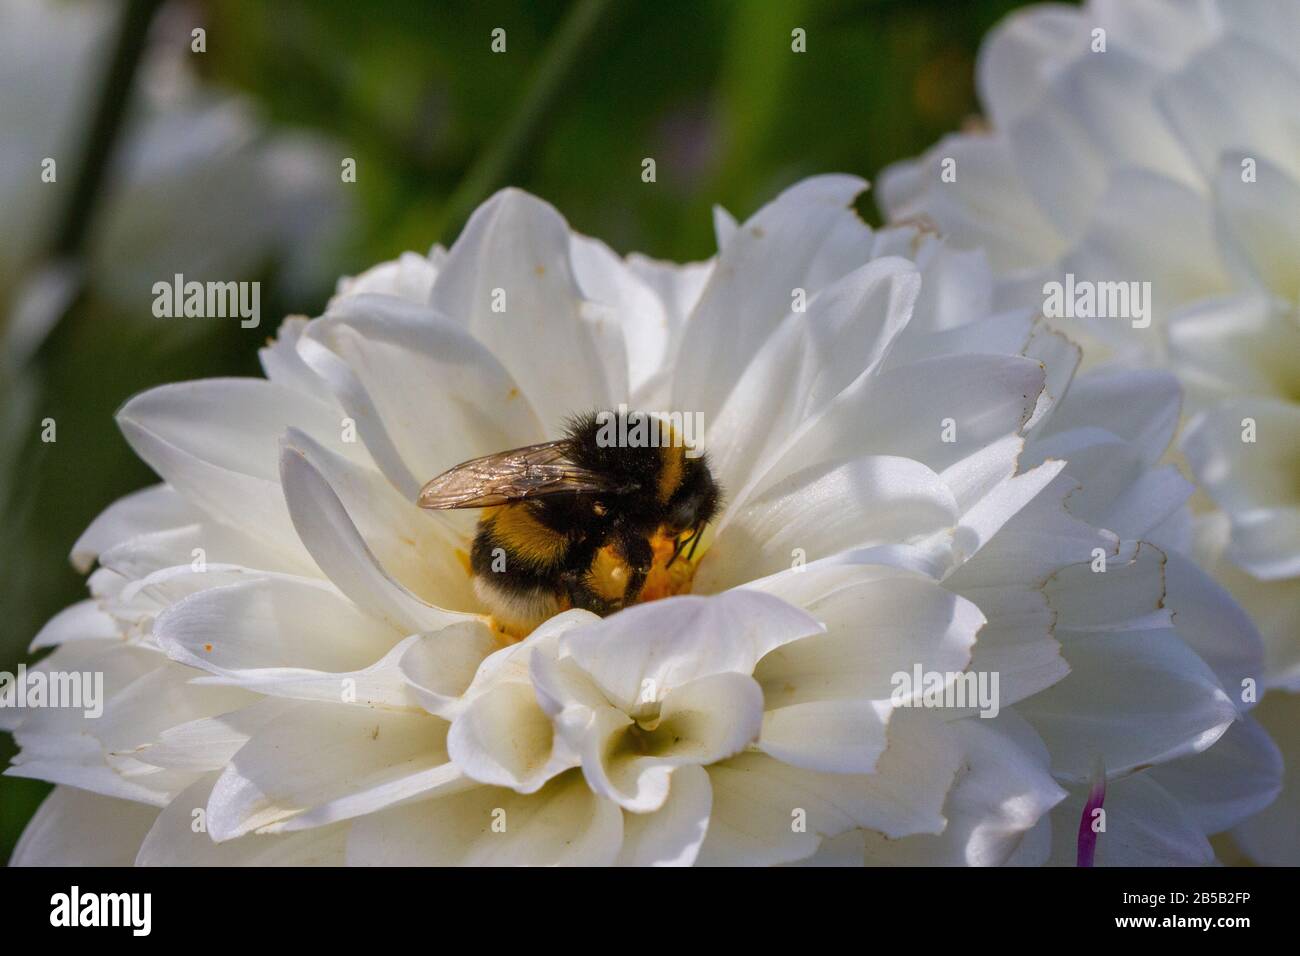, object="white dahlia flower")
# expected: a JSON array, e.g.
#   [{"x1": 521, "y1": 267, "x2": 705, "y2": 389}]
[
  {"x1": 2, "y1": 177, "x2": 1276, "y2": 866},
  {"x1": 879, "y1": 0, "x2": 1300, "y2": 864}
]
